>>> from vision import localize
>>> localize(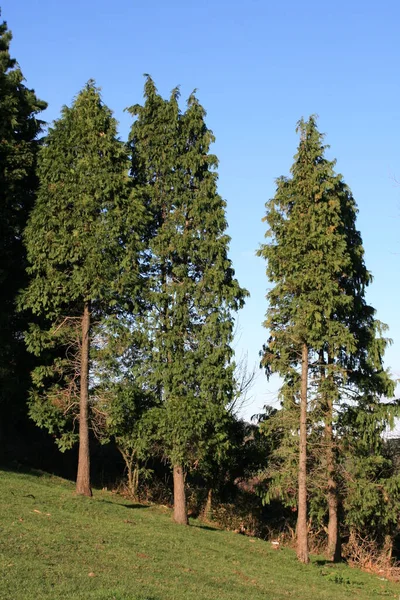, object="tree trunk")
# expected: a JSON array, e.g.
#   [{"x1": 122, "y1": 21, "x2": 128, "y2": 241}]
[
  {"x1": 326, "y1": 453, "x2": 340, "y2": 562},
  {"x1": 173, "y1": 464, "x2": 188, "y2": 525},
  {"x1": 325, "y1": 353, "x2": 341, "y2": 562},
  {"x1": 76, "y1": 302, "x2": 92, "y2": 497},
  {"x1": 119, "y1": 447, "x2": 139, "y2": 500},
  {"x1": 204, "y1": 488, "x2": 213, "y2": 521},
  {"x1": 384, "y1": 535, "x2": 393, "y2": 564},
  {"x1": 132, "y1": 463, "x2": 139, "y2": 500},
  {"x1": 126, "y1": 464, "x2": 139, "y2": 500},
  {"x1": 297, "y1": 342, "x2": 309, "y2": 563}
]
